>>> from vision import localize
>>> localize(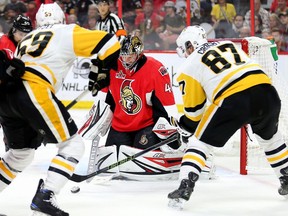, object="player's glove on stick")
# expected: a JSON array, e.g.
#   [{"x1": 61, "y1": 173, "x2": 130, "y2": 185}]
[
  {"x1": 170, "y1": 116, "x2": 193, "y2": 143},
  {"x1": 0, "y1": 49, "x2": 25, "y2": 79},
  {"x1": 88, "y1": 59, "x2": 110, "y2": 96}
]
